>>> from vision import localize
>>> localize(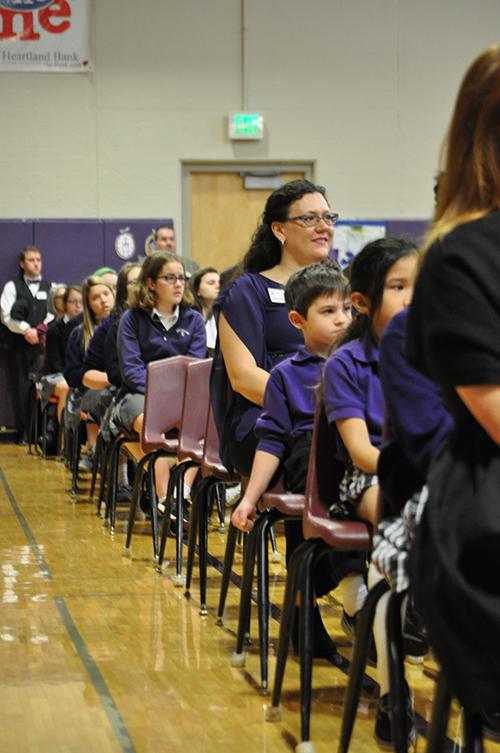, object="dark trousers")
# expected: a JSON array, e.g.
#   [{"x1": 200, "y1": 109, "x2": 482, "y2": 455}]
[{"x1": 8, "y1": 340, "x2": 43, "y2": 438}]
